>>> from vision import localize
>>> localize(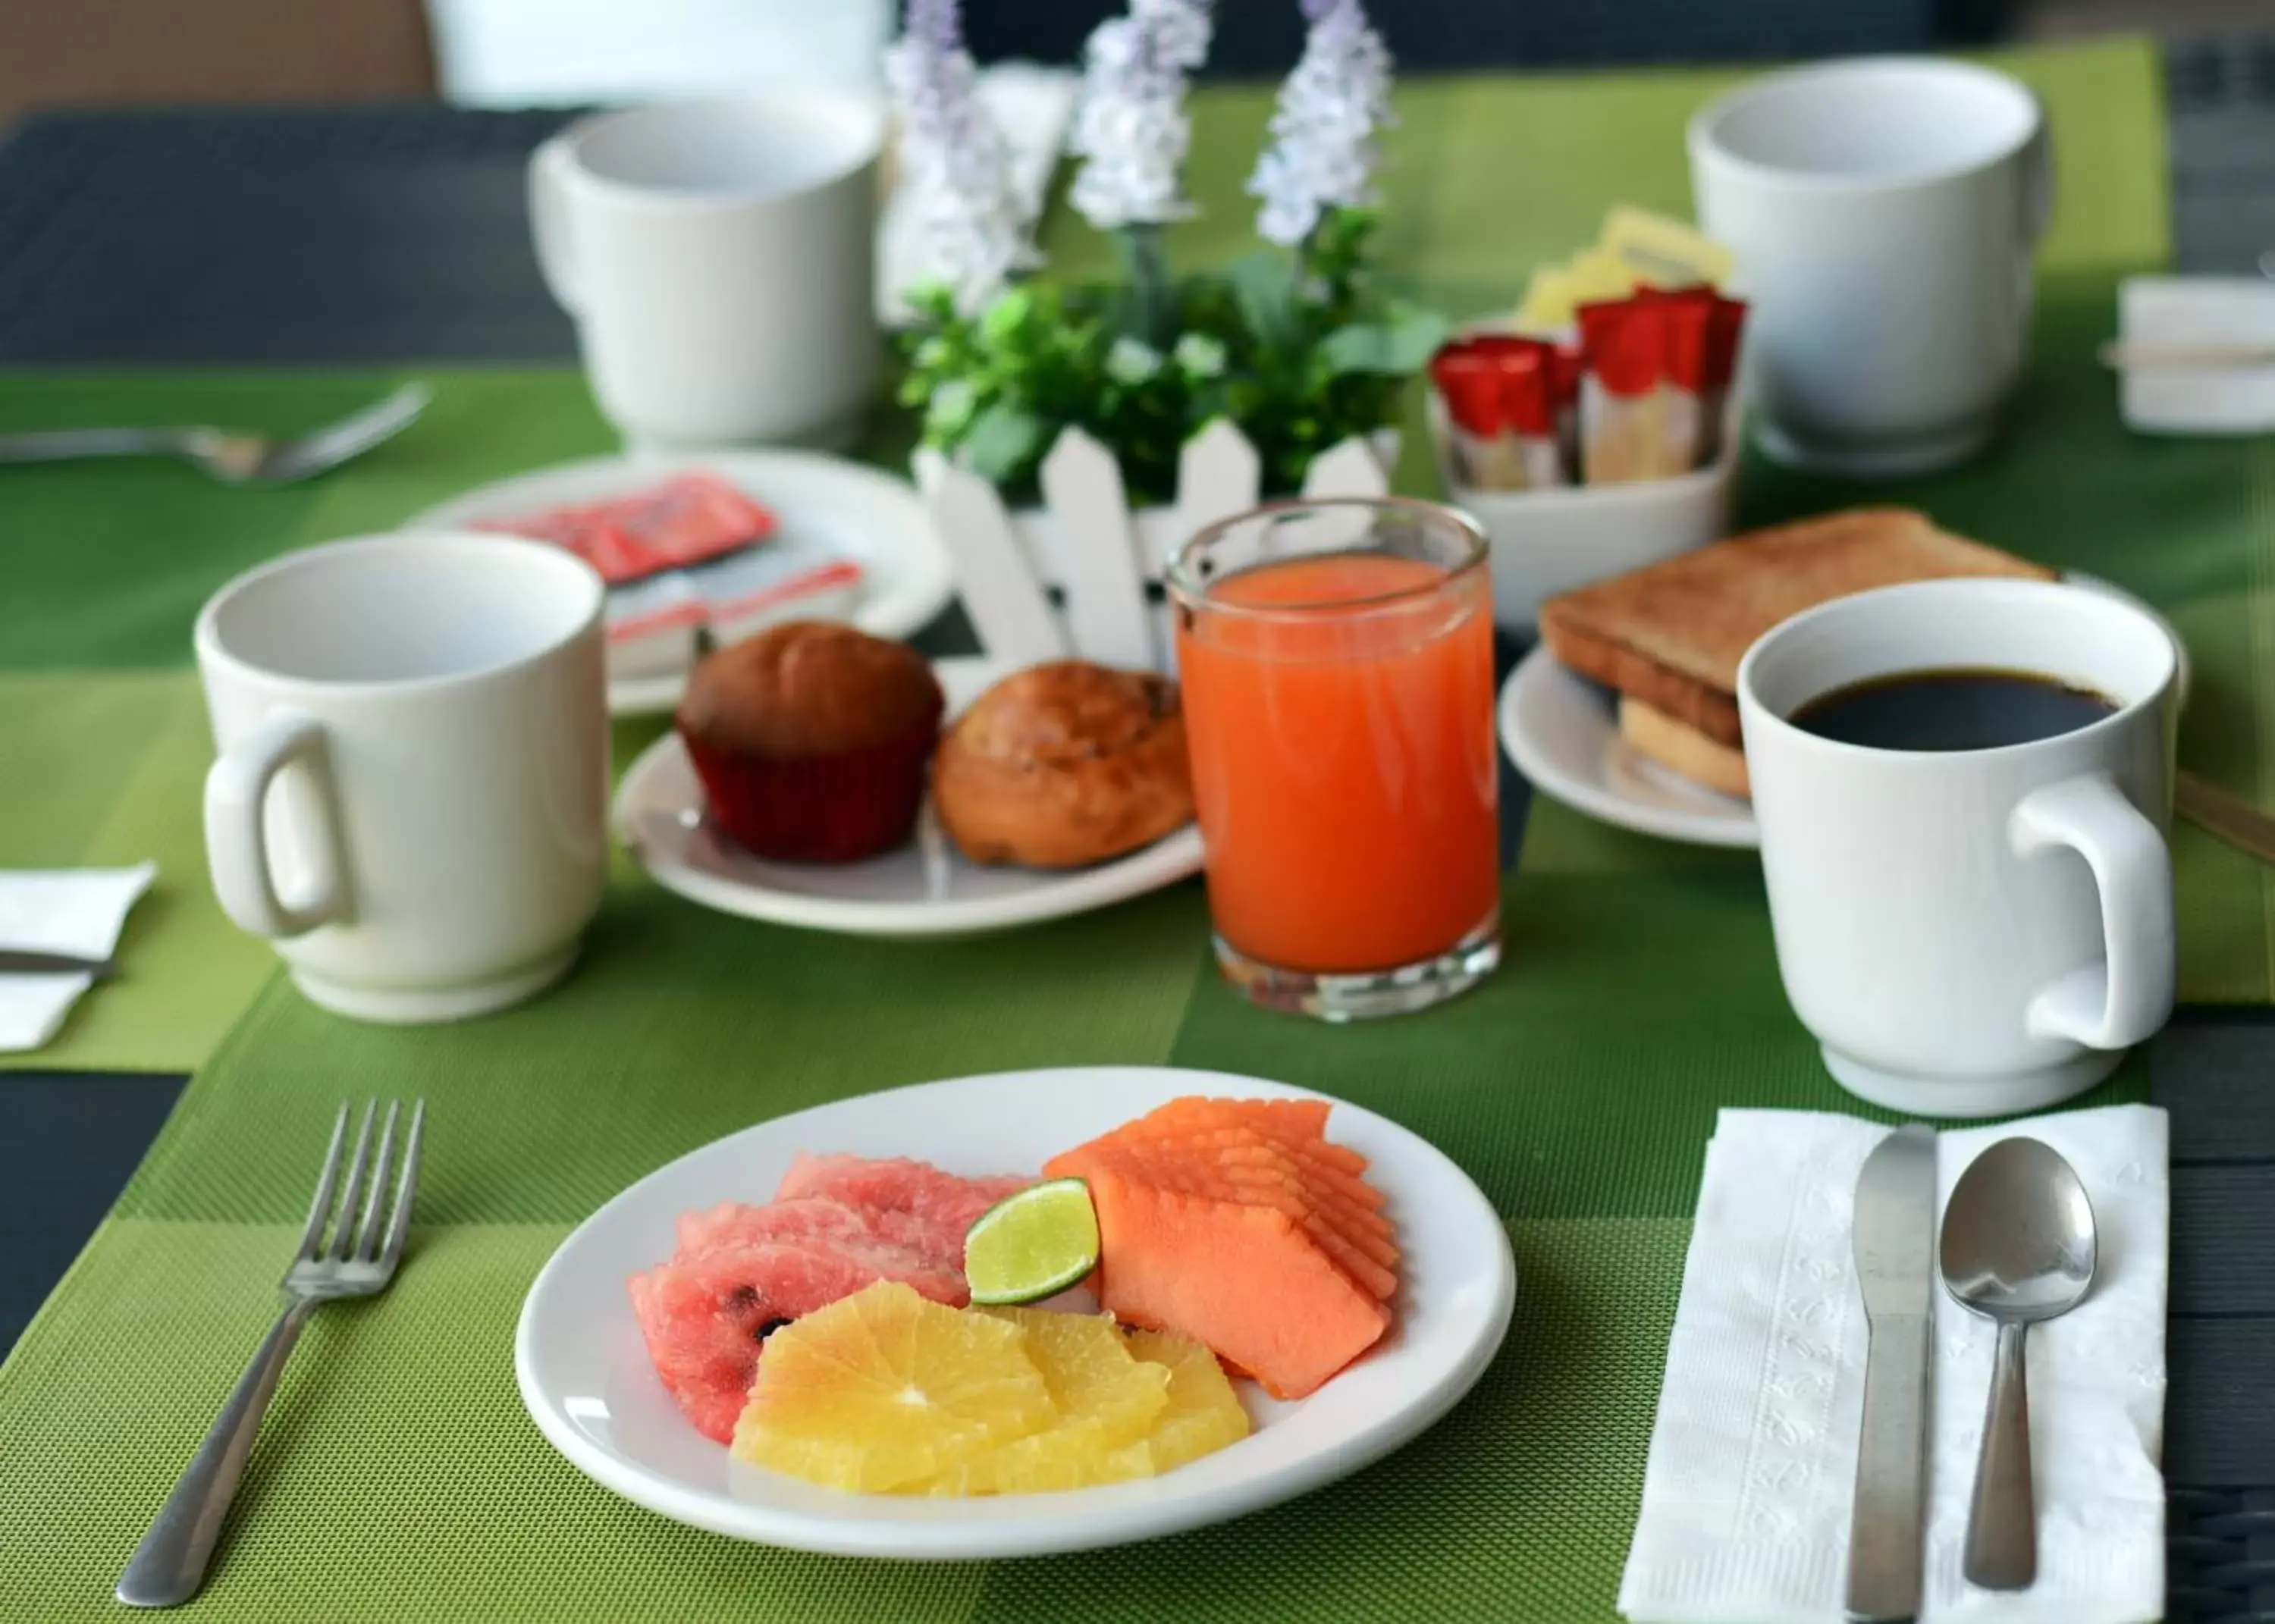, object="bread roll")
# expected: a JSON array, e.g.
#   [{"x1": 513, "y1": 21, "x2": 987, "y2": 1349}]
[{"x1": 933, "y1": 662, "x2": 1194, "y2": 869}]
